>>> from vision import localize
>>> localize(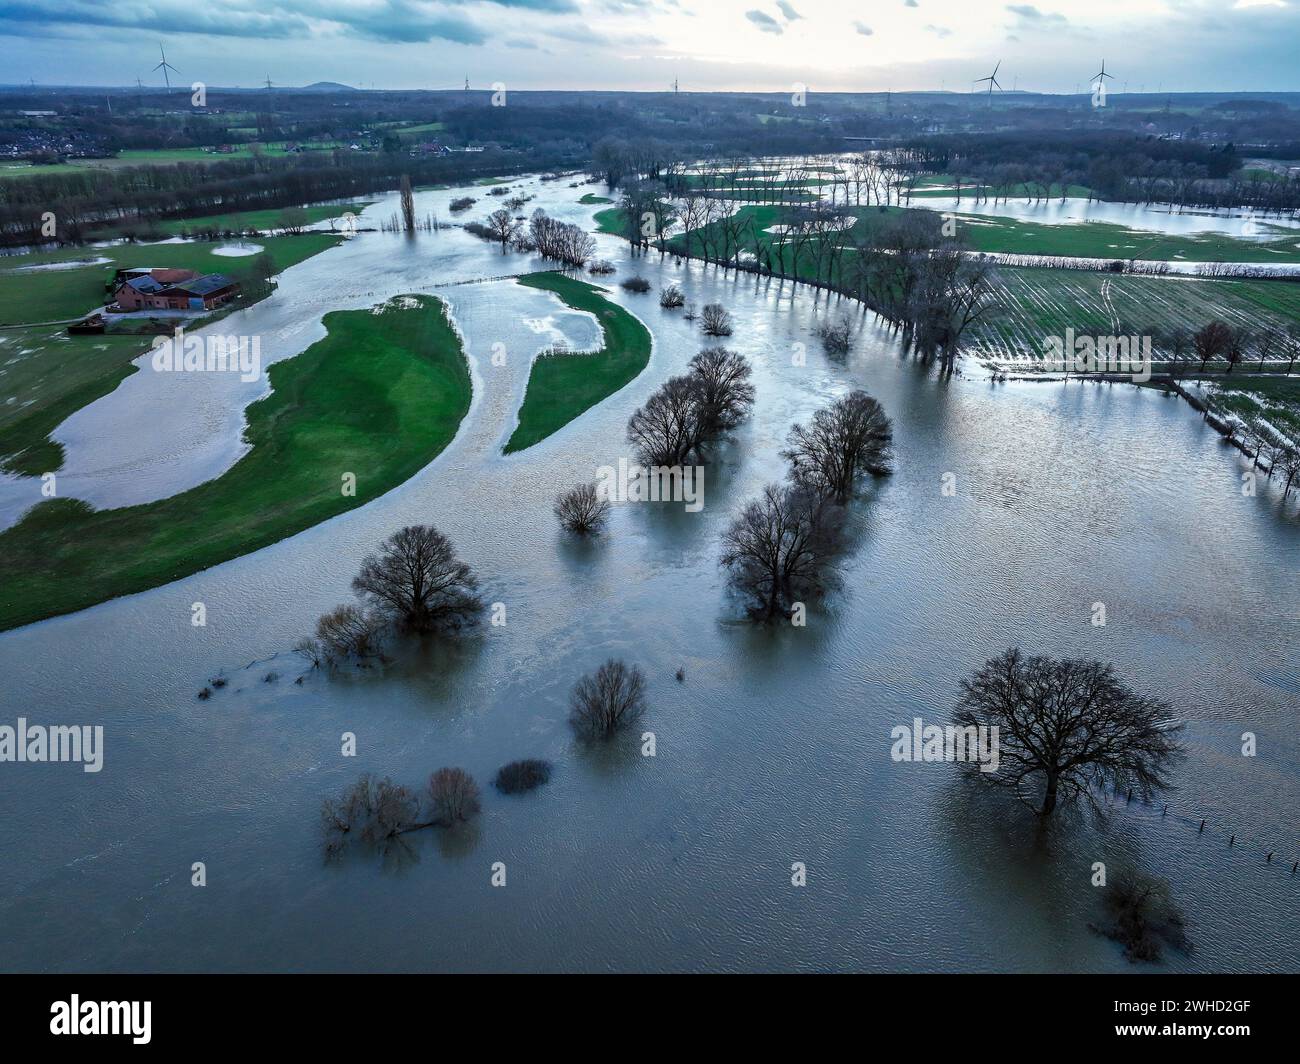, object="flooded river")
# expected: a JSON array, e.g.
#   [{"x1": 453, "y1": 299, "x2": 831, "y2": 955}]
[{"x1": 0, "y1": 174, "x2": 1297, "y2": 972}]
